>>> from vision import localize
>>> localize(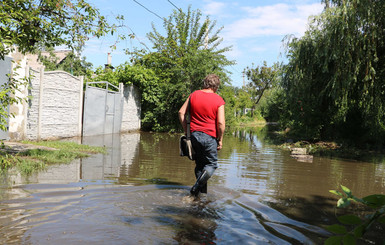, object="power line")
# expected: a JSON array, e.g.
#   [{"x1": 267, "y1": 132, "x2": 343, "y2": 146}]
[
  {"x1": 132, "y1": 0, "x2": 164, "y2": 21},
  {"x1": 126, "y1": 26, "x2": 151, "y2": 52},
  {"x1": 167, "y1": 0, "x2": 181, "y2": 11}
]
